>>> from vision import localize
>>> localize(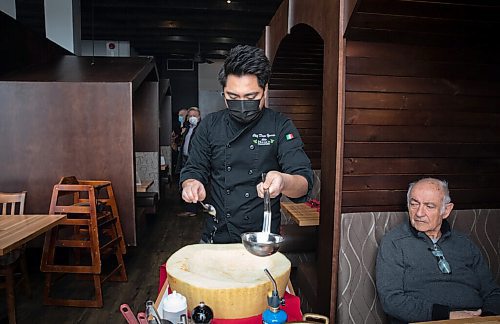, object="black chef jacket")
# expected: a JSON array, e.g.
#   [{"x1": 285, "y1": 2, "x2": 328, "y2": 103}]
[{"x1": 180, "y1": 108, "x2": 313, "y2": 243}]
